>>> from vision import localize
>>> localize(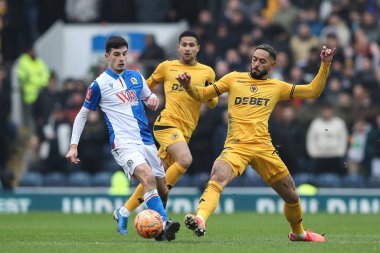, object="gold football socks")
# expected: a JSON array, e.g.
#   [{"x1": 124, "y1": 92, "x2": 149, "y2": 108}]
[
  {"x1": 197, "y1": 180, "x2": 223, "y2": 222},
  {"x1": 284, "y1": 199, "x2": 305, "y2": 236},
  {"x1": 165, "y1": 162, "x2": 187, "y2": 189}
]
